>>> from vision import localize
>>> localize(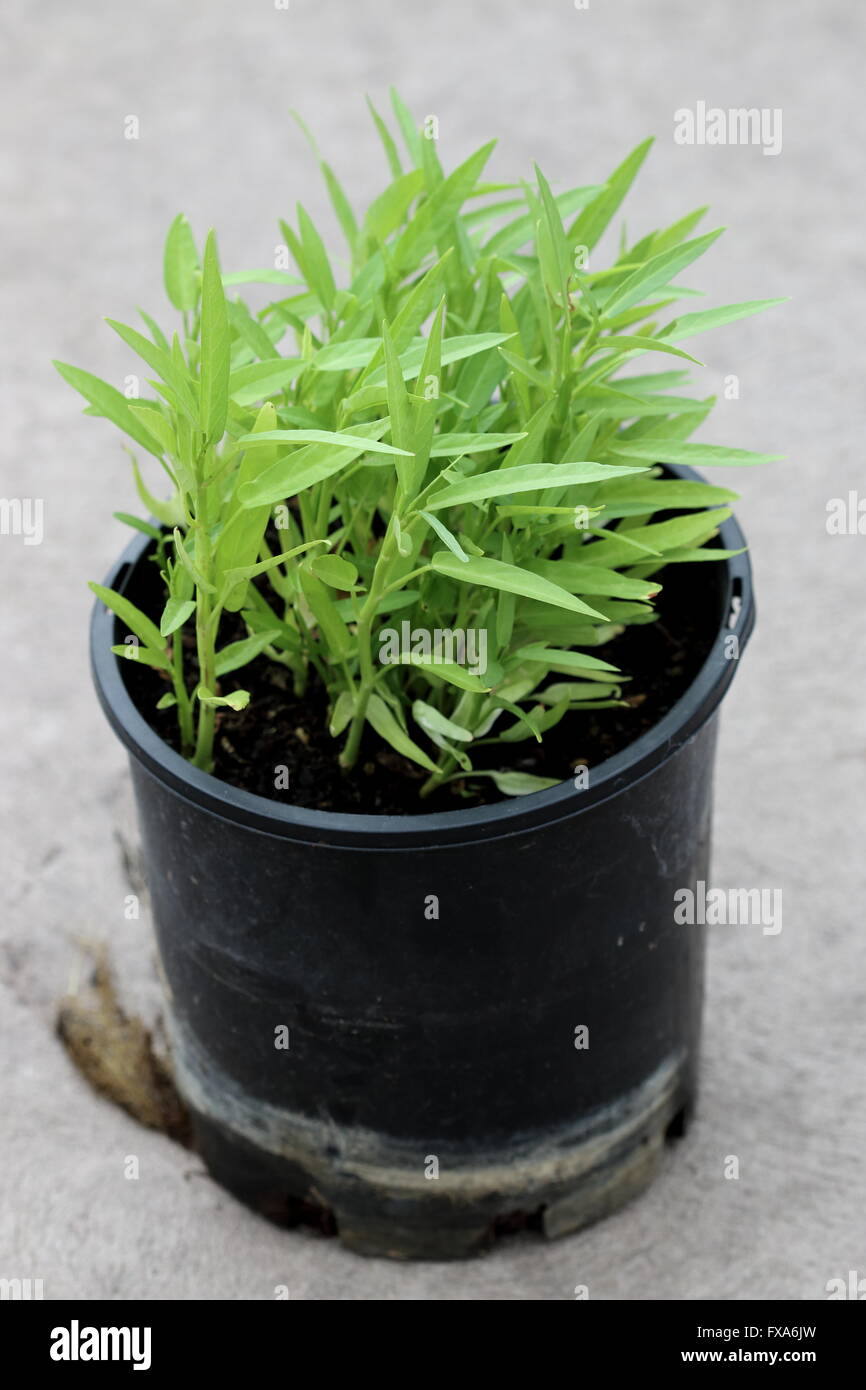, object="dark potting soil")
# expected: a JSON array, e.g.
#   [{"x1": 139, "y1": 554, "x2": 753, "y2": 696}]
[{"x1": 121, "y1": 555, "x2": 721, "y2": 816}]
